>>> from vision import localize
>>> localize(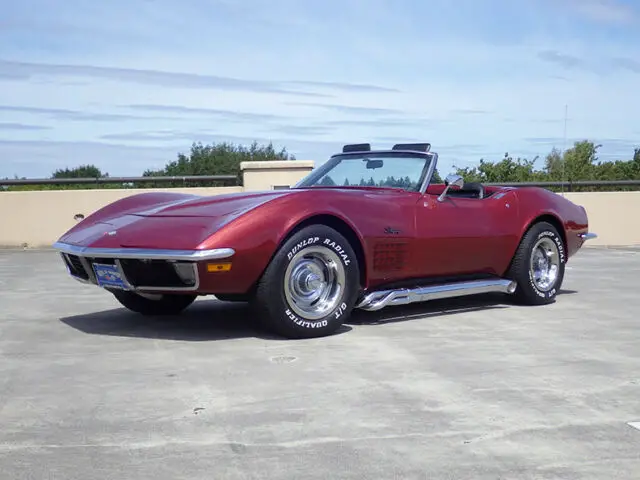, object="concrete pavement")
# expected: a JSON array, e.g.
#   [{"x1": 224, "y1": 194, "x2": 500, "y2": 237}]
[{"x1": 1, "y1": 247, "x2": 639, "y2": 479}]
